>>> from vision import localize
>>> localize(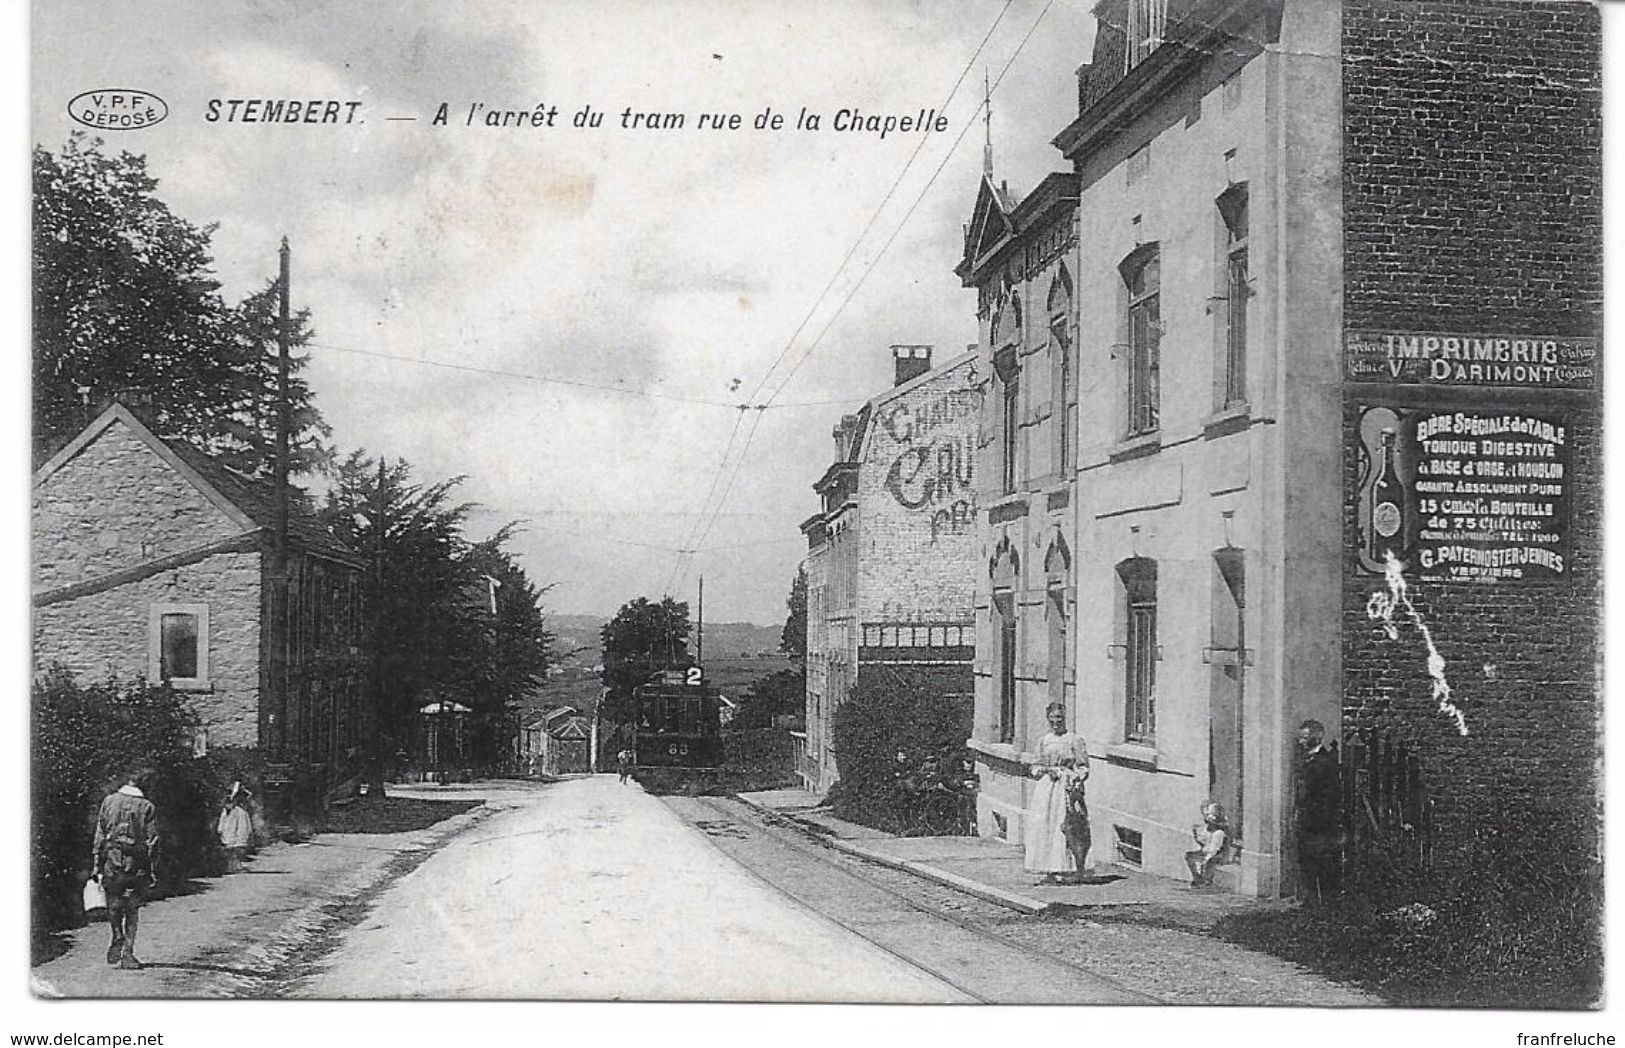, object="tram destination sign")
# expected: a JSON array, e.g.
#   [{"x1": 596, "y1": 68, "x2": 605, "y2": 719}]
[
  {"x1": 1346, "y1": 329, "x2": 1597, "y2": 389},
  {"x1": 1410, "y1": 410, "x2": 1570, "y2": 581}
]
